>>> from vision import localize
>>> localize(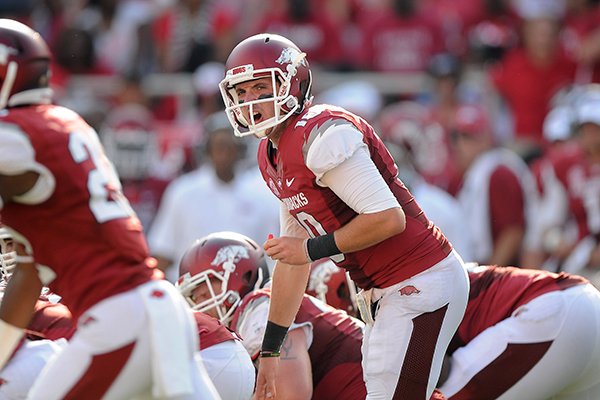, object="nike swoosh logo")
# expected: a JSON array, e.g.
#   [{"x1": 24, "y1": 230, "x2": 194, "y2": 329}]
[{"x1": 286, "y1": 178, "x2": 295, "y2": 187}]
